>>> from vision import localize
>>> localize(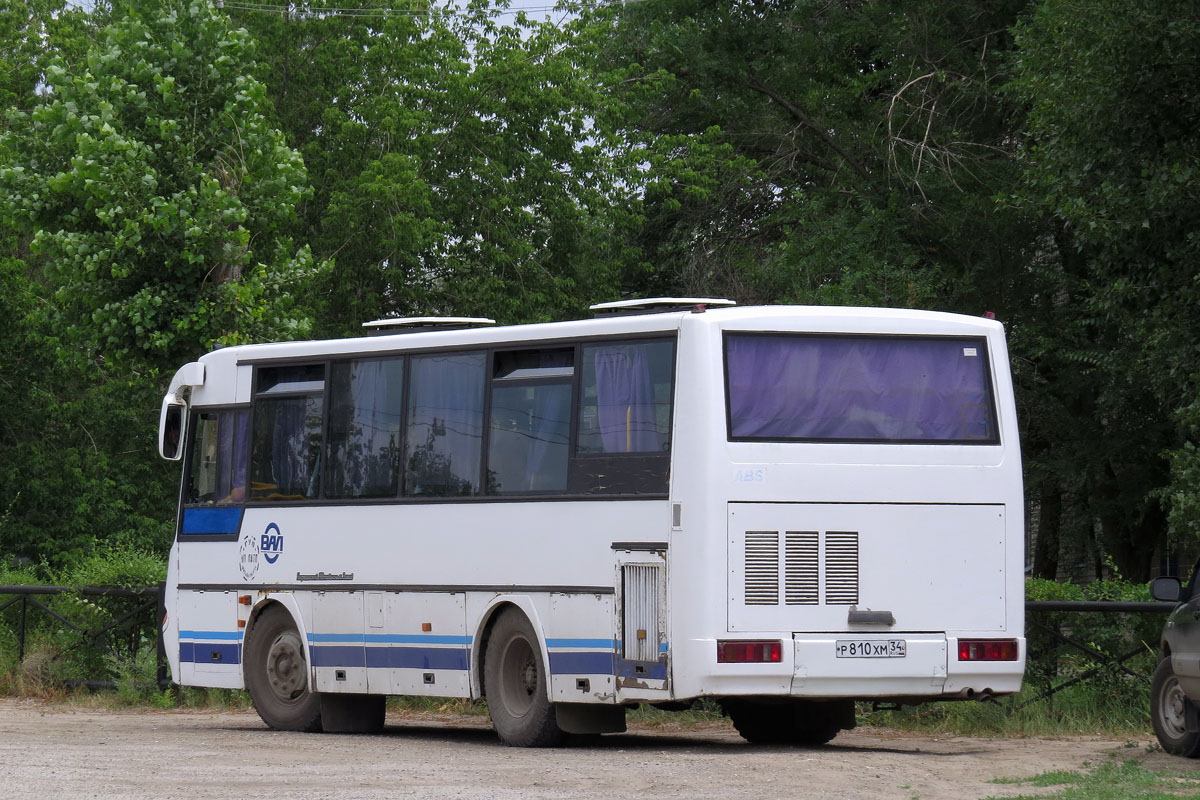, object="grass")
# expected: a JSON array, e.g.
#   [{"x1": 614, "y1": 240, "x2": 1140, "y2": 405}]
[
  {"x1": 983, "y1": 758, "x2": 1200, "y2": 800},
  {"x1": 863, "y1": 682, "x2": 1152, "y2": 738}
]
